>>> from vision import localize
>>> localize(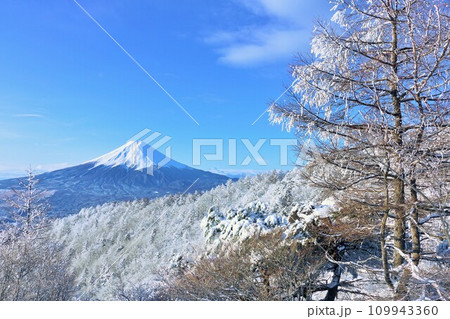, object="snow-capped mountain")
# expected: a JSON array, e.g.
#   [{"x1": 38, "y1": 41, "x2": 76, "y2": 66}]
[
  {"x1": 0, "y1": 141, "x2": 232, "y2": 217},
  {"x1": 88, "y1": 140, "x2": 189, "y2": 171}
]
